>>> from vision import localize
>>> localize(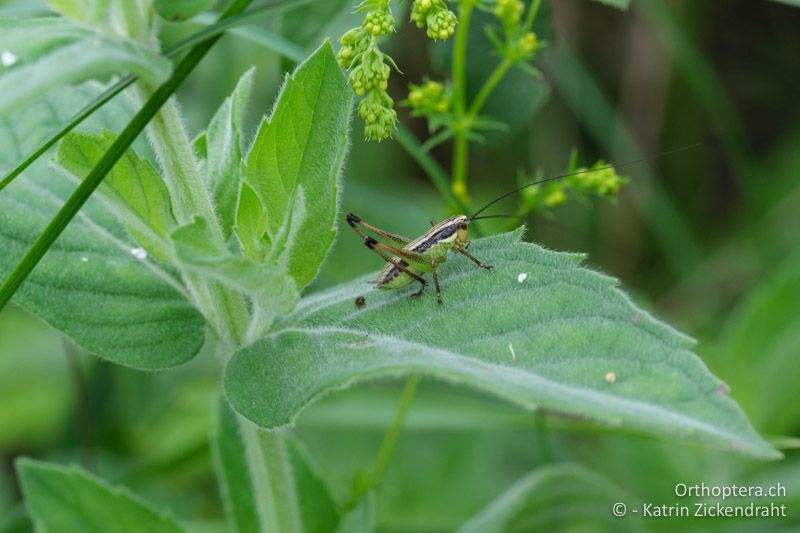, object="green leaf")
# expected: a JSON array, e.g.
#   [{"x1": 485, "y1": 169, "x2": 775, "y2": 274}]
[
  {"x1": 154, "y1": 0, "x2": 213, "y2": 21},
  {"x1": 716, "y1": 250, "x2": 800, "y2": 434},
  {"x1": 172, "y1": 217, "x2": 299, "y2": 339},
  {"x1": 336, "y1": 493, "x2": 375, "y2": 533},
  {"x1": 457, "y1": 464, "x2": 643, "y2": 533},
  {"x1": 288, "y1": 439, "x2": 341, "y2": 533},
  {"x1": 17, "y1": 459, "x2": 185, "y2": 533},
  {"x1": 0, "y1": 84, "x2": 206, "y2": 369},
  {"x1": 244, "y1": 41, "x2": 352, "y2": 289},
  {"x1": 235, "y1": 180, "x2": 269, "y2": 262},
  {"x1": 56, "y1": 130, "x2": 176, "y2": 261},
  {"x1": 225, "y1": 230, "x2": 778, "y2": 459},
  {"x1": 212, "y1": 397, "x2": 302, "y2": 533},
  {"x1": 0, "y1": 17, "x2": 172, "y2": 115},
  {"x1": 47, "y1": 0, "x2": 109, "y2": 23},
  {"x1": 591, "y1": 0, "x2": 631, "y2": 9},
  {"x1": 205, "y1": 67, "x2": 255, "y2": 239}
]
